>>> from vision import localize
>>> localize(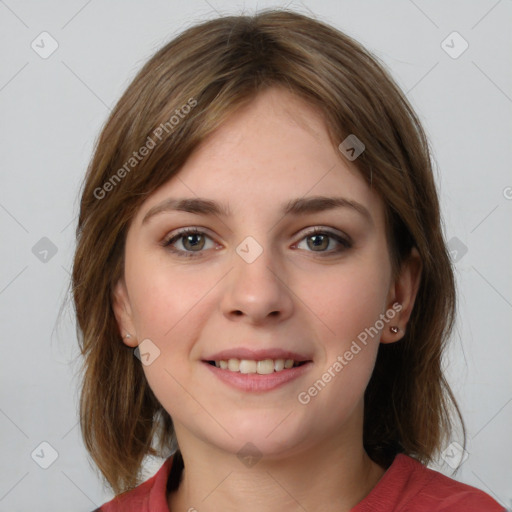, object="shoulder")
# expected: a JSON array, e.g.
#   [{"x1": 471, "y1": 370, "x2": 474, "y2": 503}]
[
  {"x1": 354, "y1": 454, "x2": 505, "y2": 512},
  {"x1": 95, "y1": 457, "x2": 174, "y2": 512},
  {"x1": 407, "y1": 457, "x2": 504, "y2": 511}
]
